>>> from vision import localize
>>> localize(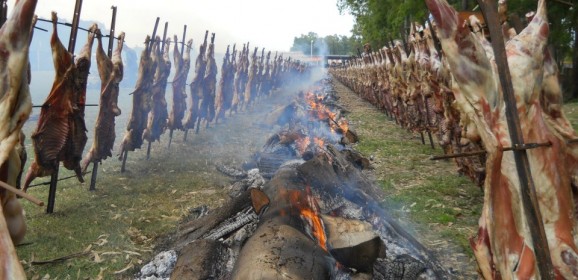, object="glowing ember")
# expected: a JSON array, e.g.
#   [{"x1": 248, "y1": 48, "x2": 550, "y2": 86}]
[
  {"x1": 295, "y1": 136, "x2": 311, "y2": 155},
  {"x1": 339, "y1": 119, "x2": 349, "y2": 134},
  {"x1": 314, "y1": 137, "x2": 325, "y2": 148}
]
